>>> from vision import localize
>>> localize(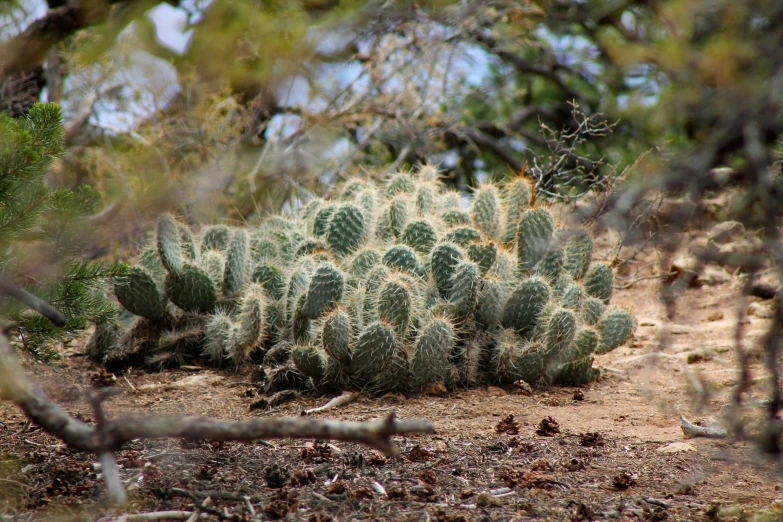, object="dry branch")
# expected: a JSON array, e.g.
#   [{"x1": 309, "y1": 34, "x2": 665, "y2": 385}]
[
  {"x1": 680, "y1": 414, "x2": 728, "y2": 439},
  {"x1": 0, "y1": 332, "x2": 434, "y2": 503}
]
